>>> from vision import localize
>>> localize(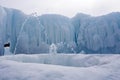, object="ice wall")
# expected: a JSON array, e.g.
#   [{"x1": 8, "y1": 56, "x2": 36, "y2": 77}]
[
  {"x1": 1, "y1": 6, "x2": 120, "y2": 54},
  {"x1": 72, "y1": 12, "x2": 120, "y2": 53},
  {"x1": 0, "y1": 6, "x2": 7, "y2": 55},
  {"x1": 0, "y1": 6, "x2": 75, "y2": 54},
  {"x1": 0, "y1": 6, "x2": 27, "y2": 54},
  {"x1": 15, "y1": 14, "x2": 75, "y2": 53},
  {"x1": 10, "y1": 9, "x2": 27, "y2": 53},
  {"x1": 39, "y1": 14, "x2": 75, "y2": 53}
]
